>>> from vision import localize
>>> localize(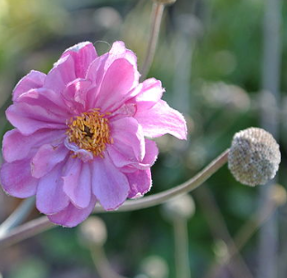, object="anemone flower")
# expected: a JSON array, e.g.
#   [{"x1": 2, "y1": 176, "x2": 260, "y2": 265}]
[{"x1": 0, "y1": 41, "x2": 187, "y2": 227}]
